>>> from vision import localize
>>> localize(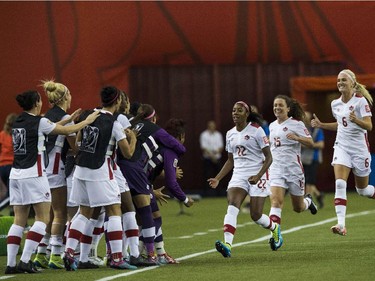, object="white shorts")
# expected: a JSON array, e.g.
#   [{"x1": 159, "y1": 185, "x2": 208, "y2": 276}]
[
  {"x1": 70, "y1": 177, "x2": 121, "y2": 208},
  {"x1": 47, "y1": 173, "x2": 67, "y2": 189},
  {"x1": 9, "y1": 176, "x2": 51, "y2": 205},
  {"x1": 66, "y1": 174, "x2": 78, "y2": 208},
  {"x1": 114, "y1": 168, "x2": 130, "y2": 193},
  {"x1": 270, "y1": 176, "x2": 305, "y2": 196},
  {"x1": 228, "y1": 174, "x2": 271, "y2": 197},
  {"x1": 332, "y1": 146, "x2": 371, "y2": 177}
]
